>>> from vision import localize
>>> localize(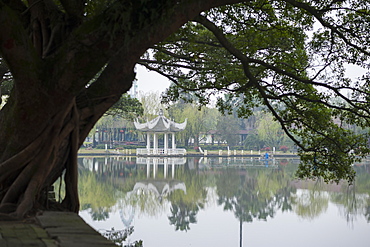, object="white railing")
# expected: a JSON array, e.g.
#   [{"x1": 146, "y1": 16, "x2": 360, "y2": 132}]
[
  {"x1": 136, "y1": 157, "x2": 186, "y2": 165},
  {"x1": 136, "y1": 148, "x2": 186, "y2": 156}
]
